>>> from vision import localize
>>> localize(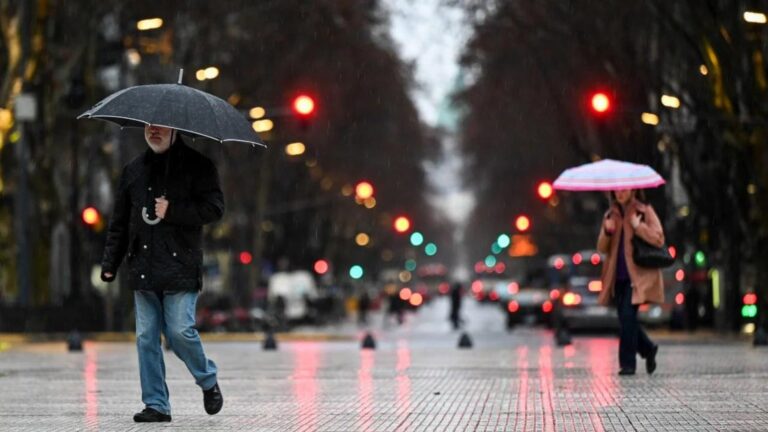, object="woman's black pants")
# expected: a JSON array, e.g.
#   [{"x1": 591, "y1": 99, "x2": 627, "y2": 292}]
[{"x1": 615, "y1": 279, "x2": 654, "y2": 370}]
